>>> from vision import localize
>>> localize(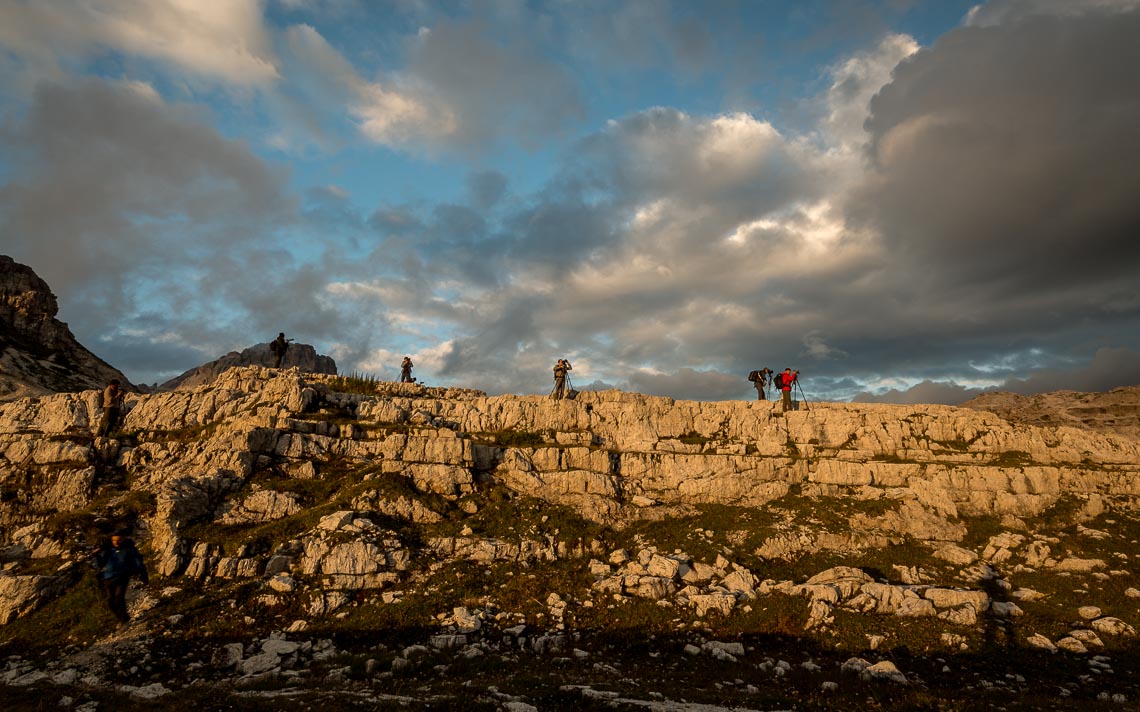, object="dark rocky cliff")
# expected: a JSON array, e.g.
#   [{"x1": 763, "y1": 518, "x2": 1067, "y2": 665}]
[{"x1": 0, "y1": 255, "x2": 133, "y2": 401}]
